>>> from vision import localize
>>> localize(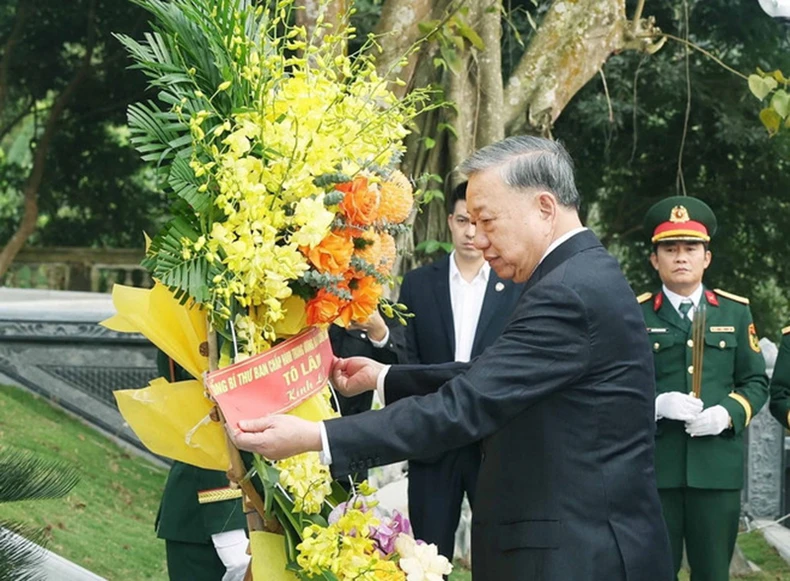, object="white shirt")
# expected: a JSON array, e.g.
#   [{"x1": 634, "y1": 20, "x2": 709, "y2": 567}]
[
  {"x1": 662, "y1": 284, "x2": 703, "y2": 321},
  {"x1": 449, "y1": 252, "x2": 490, "y2": 362},
  {"x1": 319, "y1": 227, "x2": 589, "y2": 465}
]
